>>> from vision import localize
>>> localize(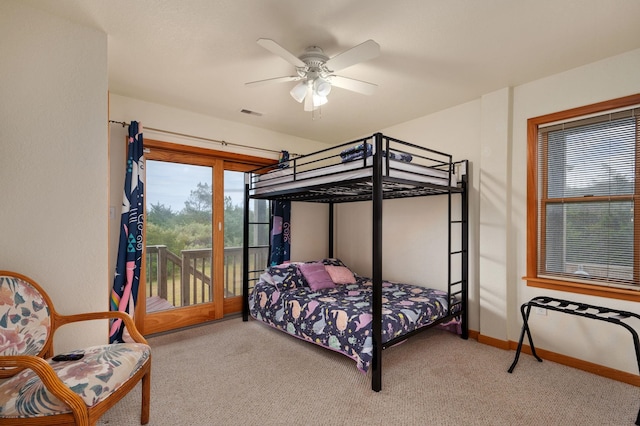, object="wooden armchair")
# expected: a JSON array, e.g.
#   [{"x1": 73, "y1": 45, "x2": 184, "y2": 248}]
[{"x1": 0, "y1": 271, "x2": 151, "y2": 425}]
